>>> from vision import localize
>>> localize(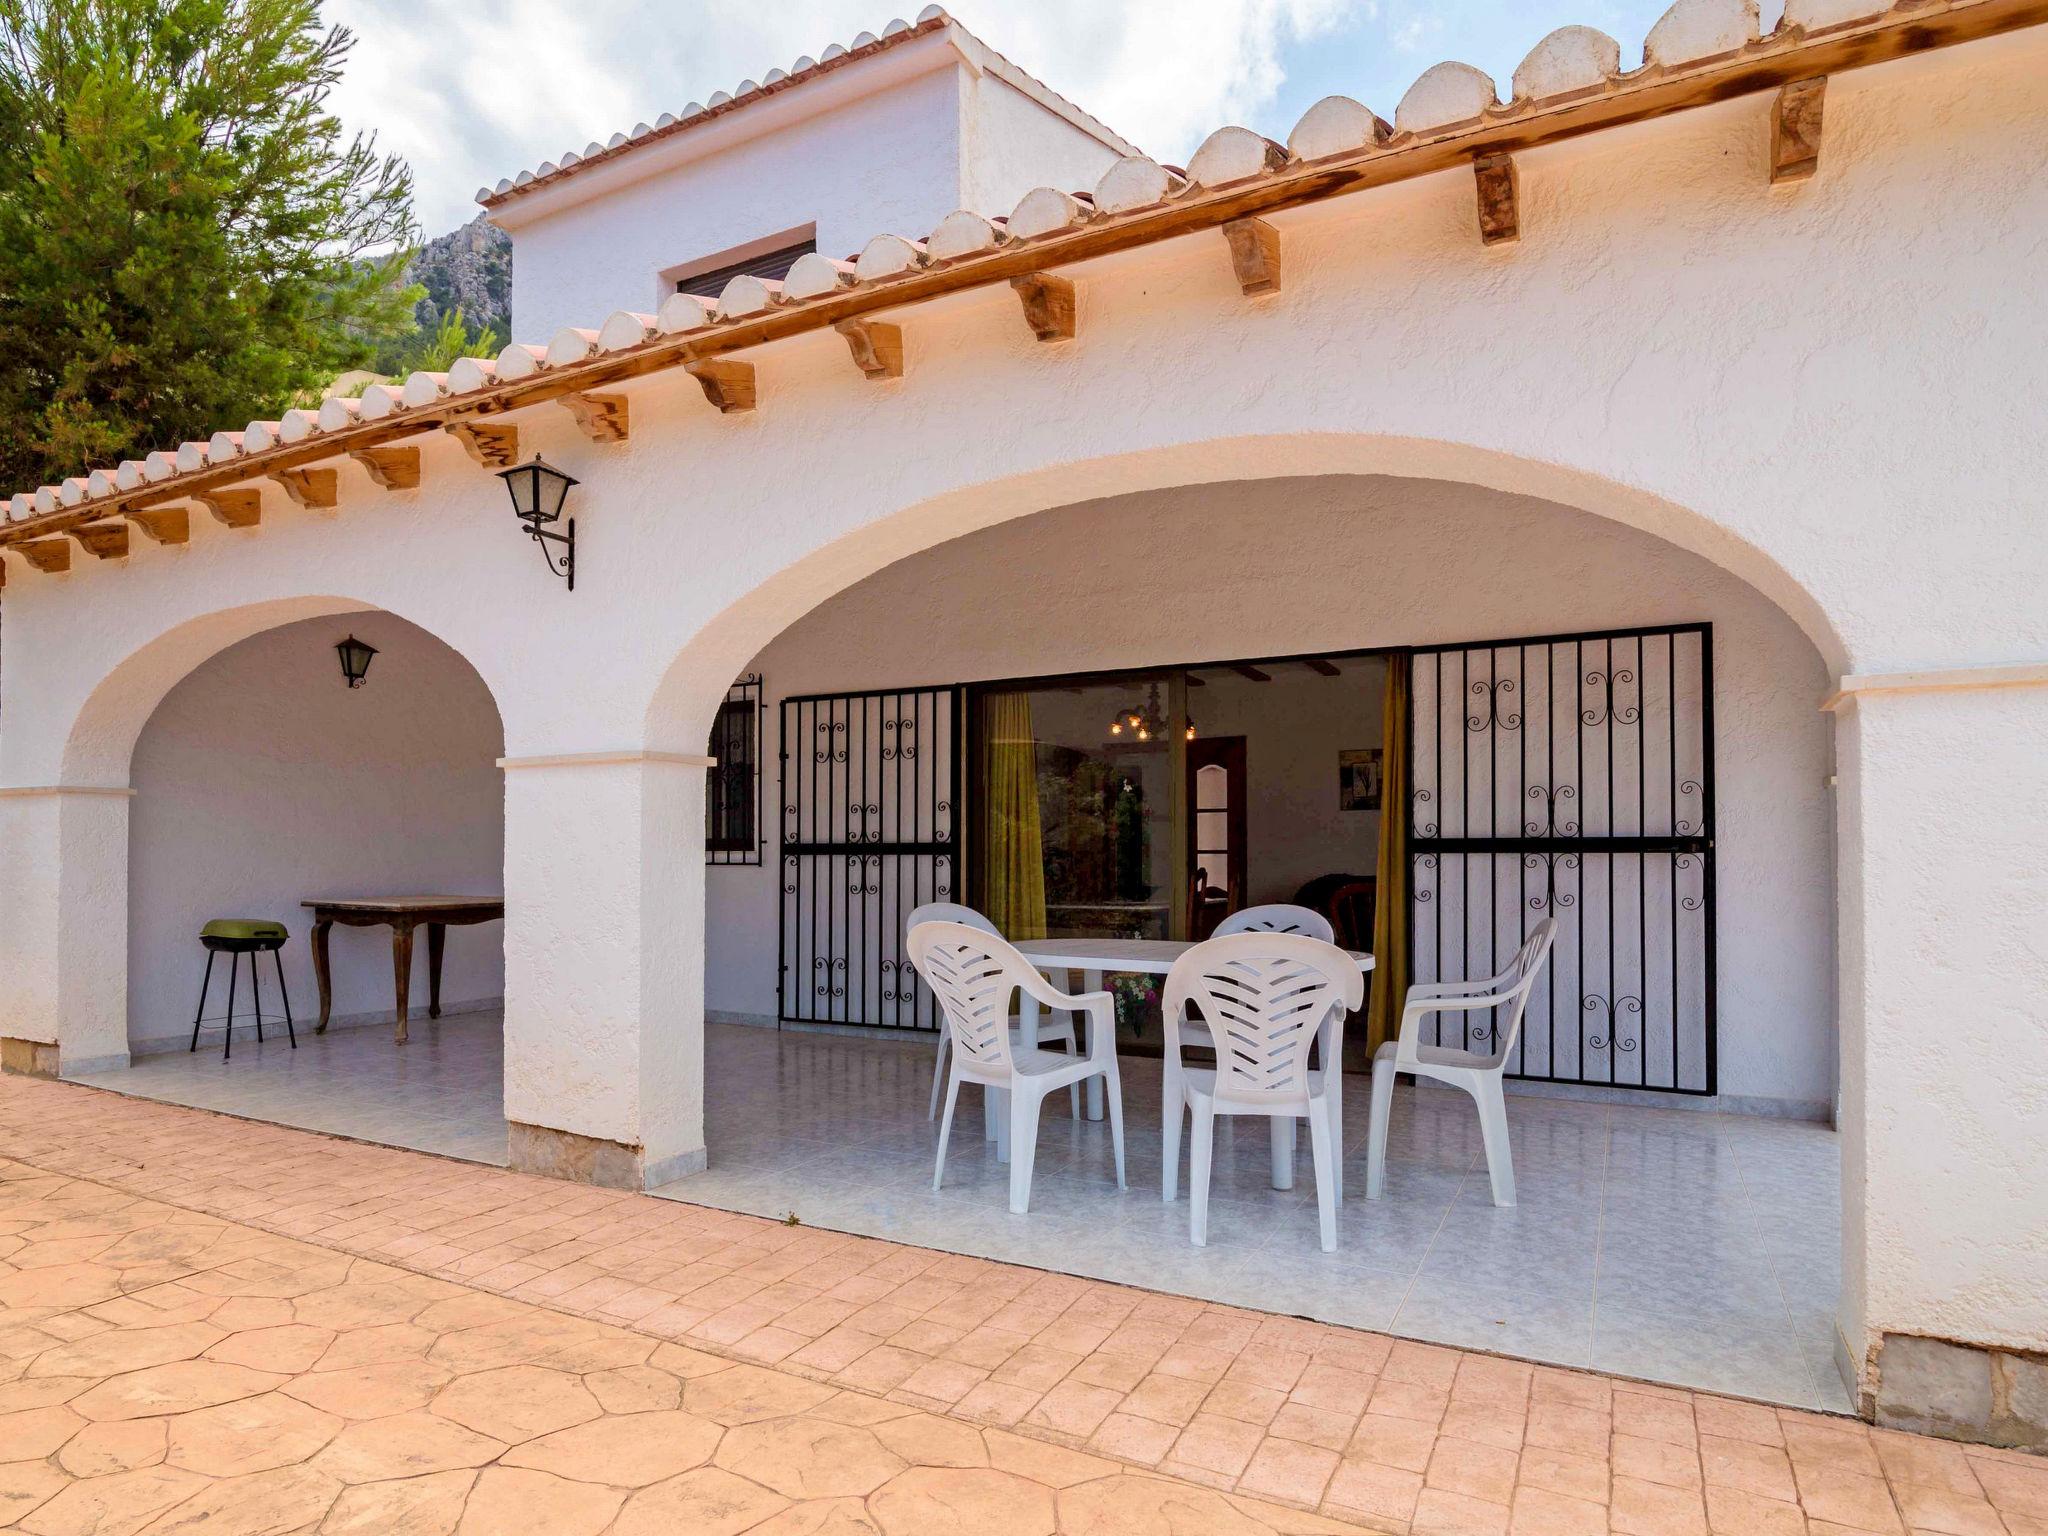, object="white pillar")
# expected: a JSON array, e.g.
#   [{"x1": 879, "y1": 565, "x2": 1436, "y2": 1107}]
[
  {"x1": 499, "y1": 752, "x2": 708, "y2": 1189},
  {"x1": 1834, "y1": 670, "x2": 2048, "y2": 1445},
  {"x1": 0, "y1": 786, "x2": 133, "y2": 1077}
]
